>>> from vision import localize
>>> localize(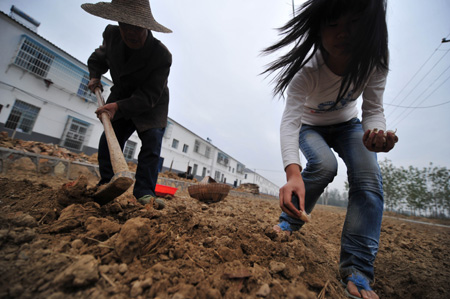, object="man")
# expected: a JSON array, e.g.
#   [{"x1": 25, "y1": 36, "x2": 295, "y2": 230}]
[{"x1": 81, "y1": 0, "x2": 172, "y2": 206}]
